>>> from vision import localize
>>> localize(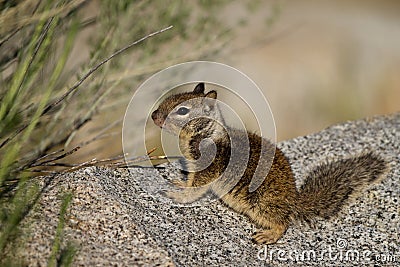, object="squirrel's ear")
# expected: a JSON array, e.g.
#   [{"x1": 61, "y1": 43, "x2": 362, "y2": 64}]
[
  {"x1": 193, "y1": 83, "x2": 205, "y2": 94},
  {"x1": 202, "y1": 90, "x2": 217, "y2": 113},
  {"x1": 205, "y1": 90, "x2": 217, "y2": 99}
]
